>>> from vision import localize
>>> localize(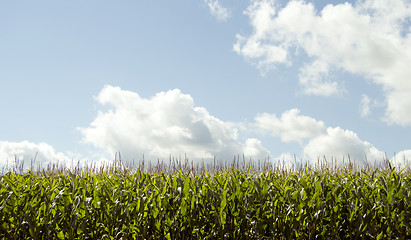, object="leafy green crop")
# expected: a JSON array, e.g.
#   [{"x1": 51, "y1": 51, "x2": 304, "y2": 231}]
[{"x1": 1, "y1": 165, "x2": 410, "y2": 239}]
